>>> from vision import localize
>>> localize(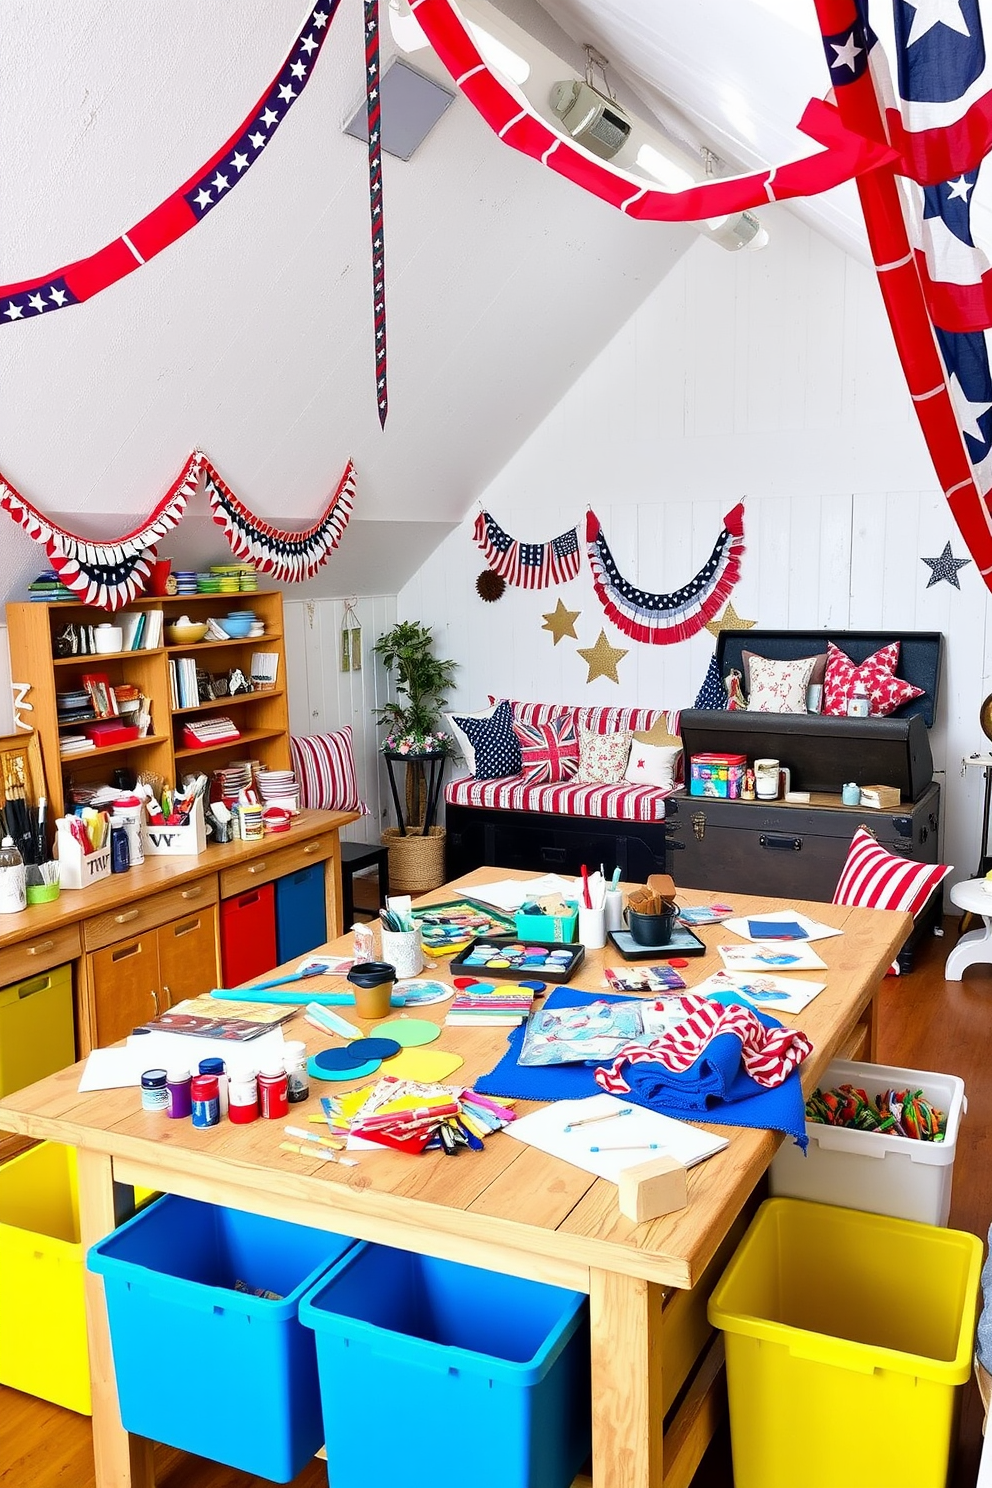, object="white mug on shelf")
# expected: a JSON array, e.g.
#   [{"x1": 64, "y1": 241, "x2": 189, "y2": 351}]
[{"x1": 754, "y1": 758, "x2": 781, "y2": 800}]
